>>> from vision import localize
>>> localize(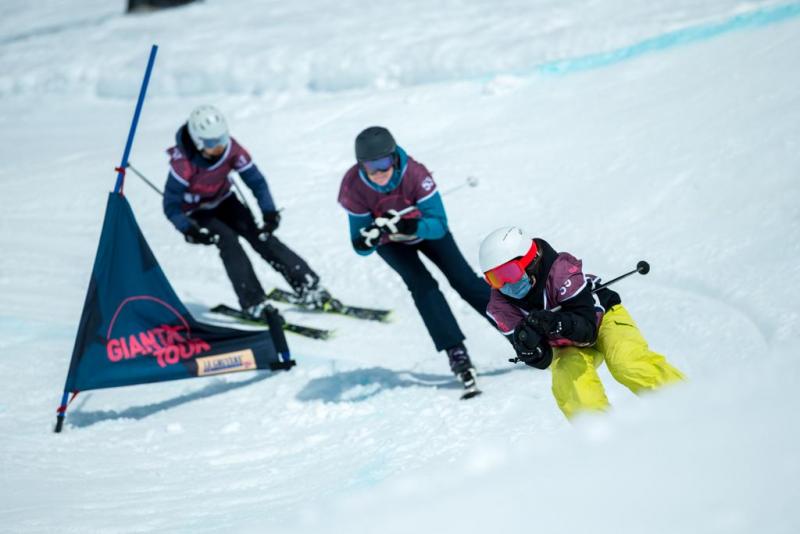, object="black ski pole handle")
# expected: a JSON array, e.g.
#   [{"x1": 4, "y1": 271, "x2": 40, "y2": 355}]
[{"x1": 593, "y1": 260, "x2": 649, "y2": 293}]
